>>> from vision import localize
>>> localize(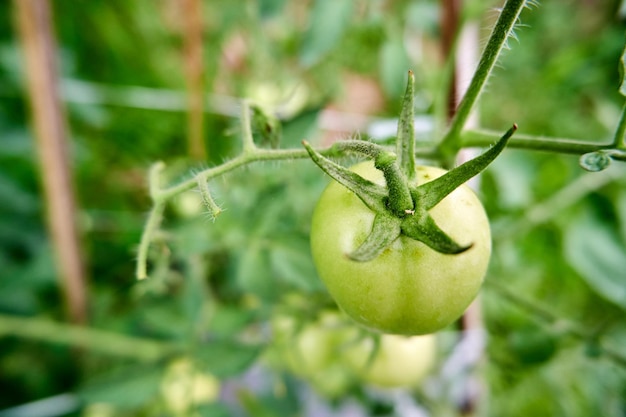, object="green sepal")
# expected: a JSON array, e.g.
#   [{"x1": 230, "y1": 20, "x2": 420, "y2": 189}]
[
  {"x1": 316, "y1": 140, "x2": 414, "y2": 217},
  {"x1": 347, "y1": 214, "x2": 402, "y2": 262},
  {"x1": 303, "y1": 122, "x2": 515, "y2": 261},
  {"x1": 302, "y1": 140, "x2": 387, "y2": 213},
  {"x1": 401, "y1": 212, "x2": 472, "y2": 255},
  {"x1": 415, "y1": 124, "x2": 517, "y2": 210}
]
